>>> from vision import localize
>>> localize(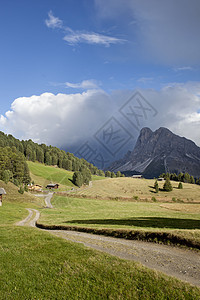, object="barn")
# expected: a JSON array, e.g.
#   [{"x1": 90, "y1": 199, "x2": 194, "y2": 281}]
[
  {"x1": 0, "y1": 188, "x2": 6, "y2": 206},
  {"x1": 46, "y1": 183, "x2": 59, "y2": 189}
]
